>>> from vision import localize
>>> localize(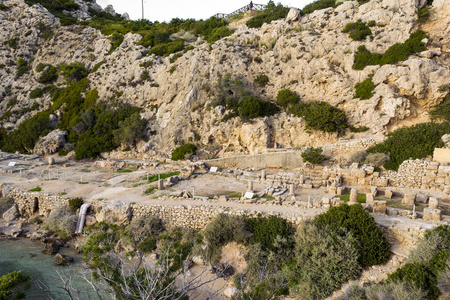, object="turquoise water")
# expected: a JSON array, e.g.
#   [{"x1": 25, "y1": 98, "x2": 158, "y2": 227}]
[{"x1": 0, "y1": 237, "x2": 110, "y2": 299}]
